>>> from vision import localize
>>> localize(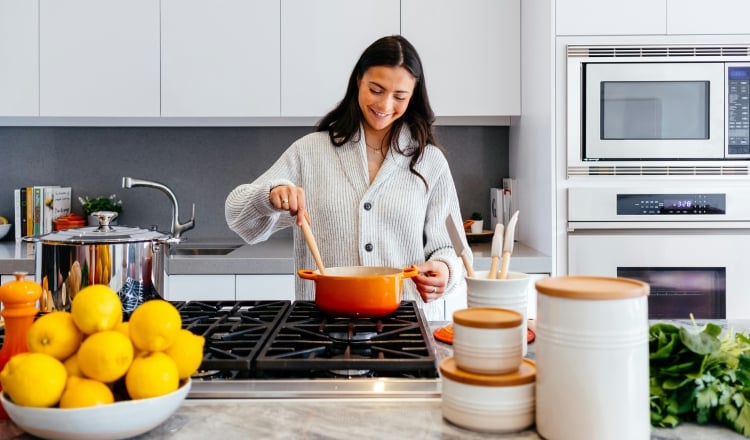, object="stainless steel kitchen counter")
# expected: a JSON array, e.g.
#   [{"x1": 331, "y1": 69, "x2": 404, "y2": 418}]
[
  {"x1": 0, "y1": 237, "x2": 551, "y2": 277},
  {"x1": 166, "y1": 237, "x2": 552, "y2": 275},
  {"x1": 0, "y1": 242, "x2": 34, "y2": 275}
]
